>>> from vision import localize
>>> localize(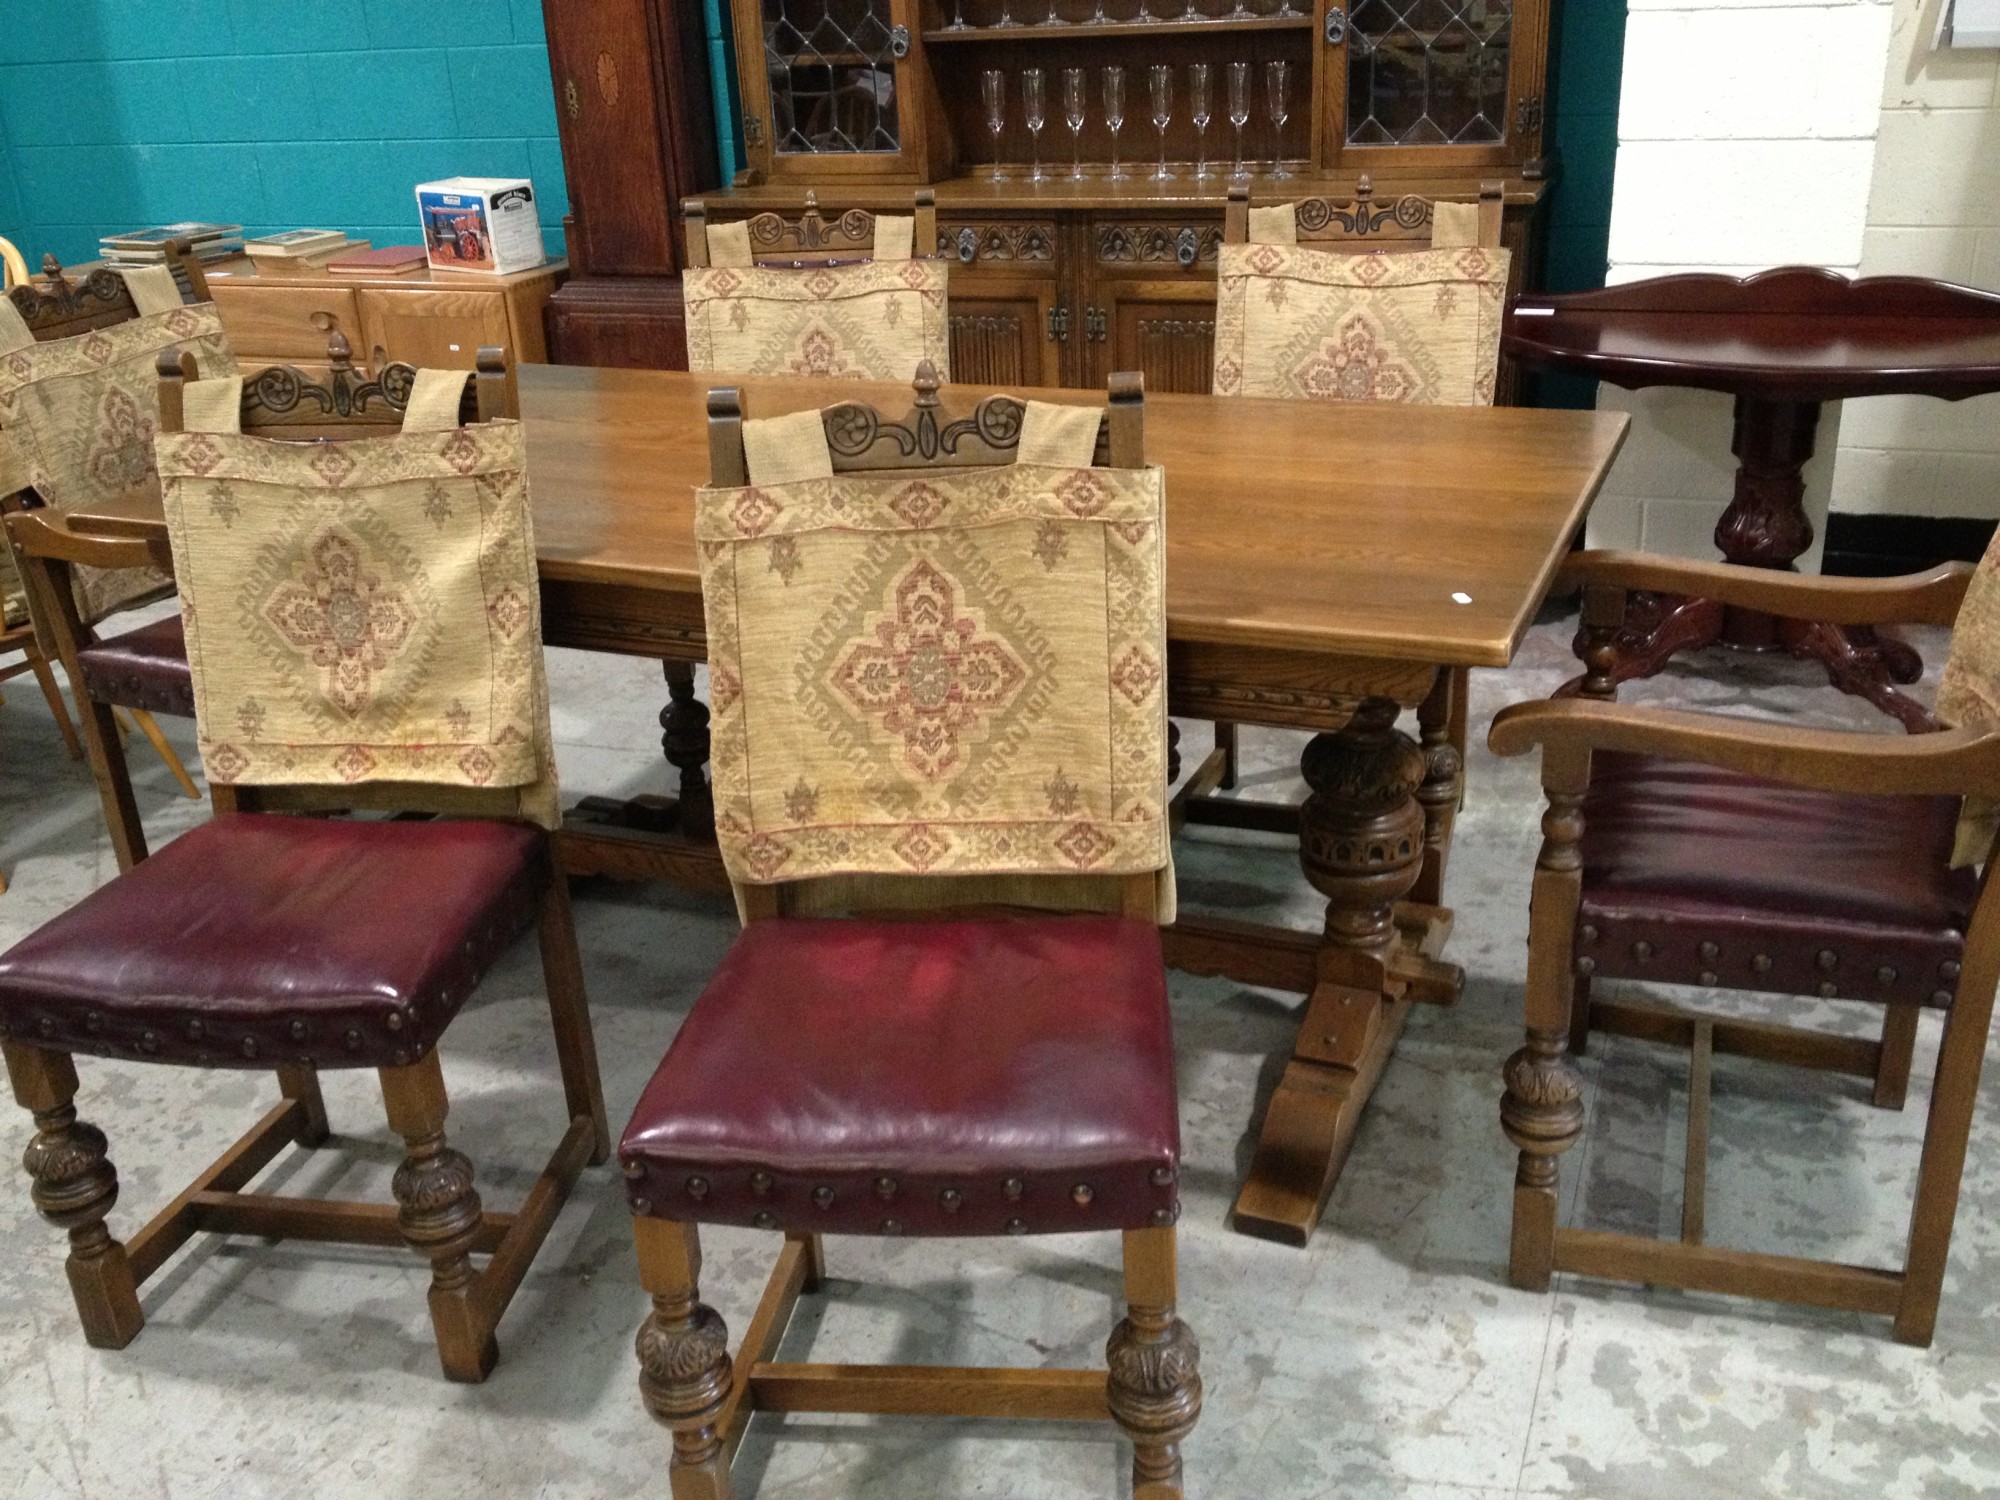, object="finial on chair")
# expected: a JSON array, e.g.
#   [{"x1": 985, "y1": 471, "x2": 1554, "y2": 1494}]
[
  {"x1": 40, "y1": 253, "x2": 67, "y2": 293},
  {"x1": 326, "y1": 330, "x2": 353, "y2": 373},
  {"x1": 912, "y1": 359, "x2": 941, "y2": 410},
  {"x1": 1354, "y1": 174, "x2": 1374, "y2": 209}
]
